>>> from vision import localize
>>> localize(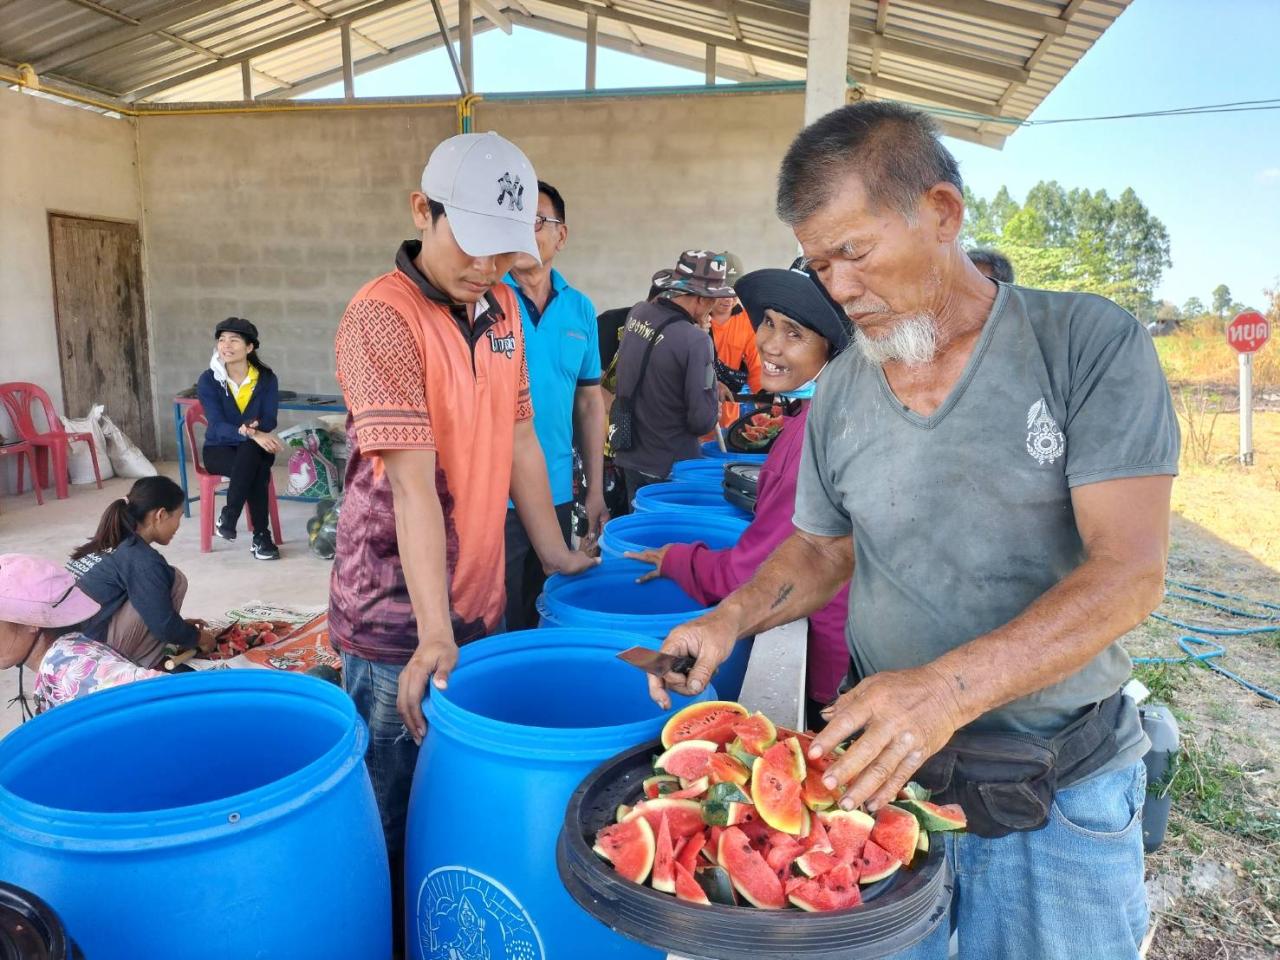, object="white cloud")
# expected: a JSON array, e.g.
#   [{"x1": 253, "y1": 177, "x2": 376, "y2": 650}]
[{"x1": 1257, "y1": 167, "x2": 1280, "y2": 183}]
